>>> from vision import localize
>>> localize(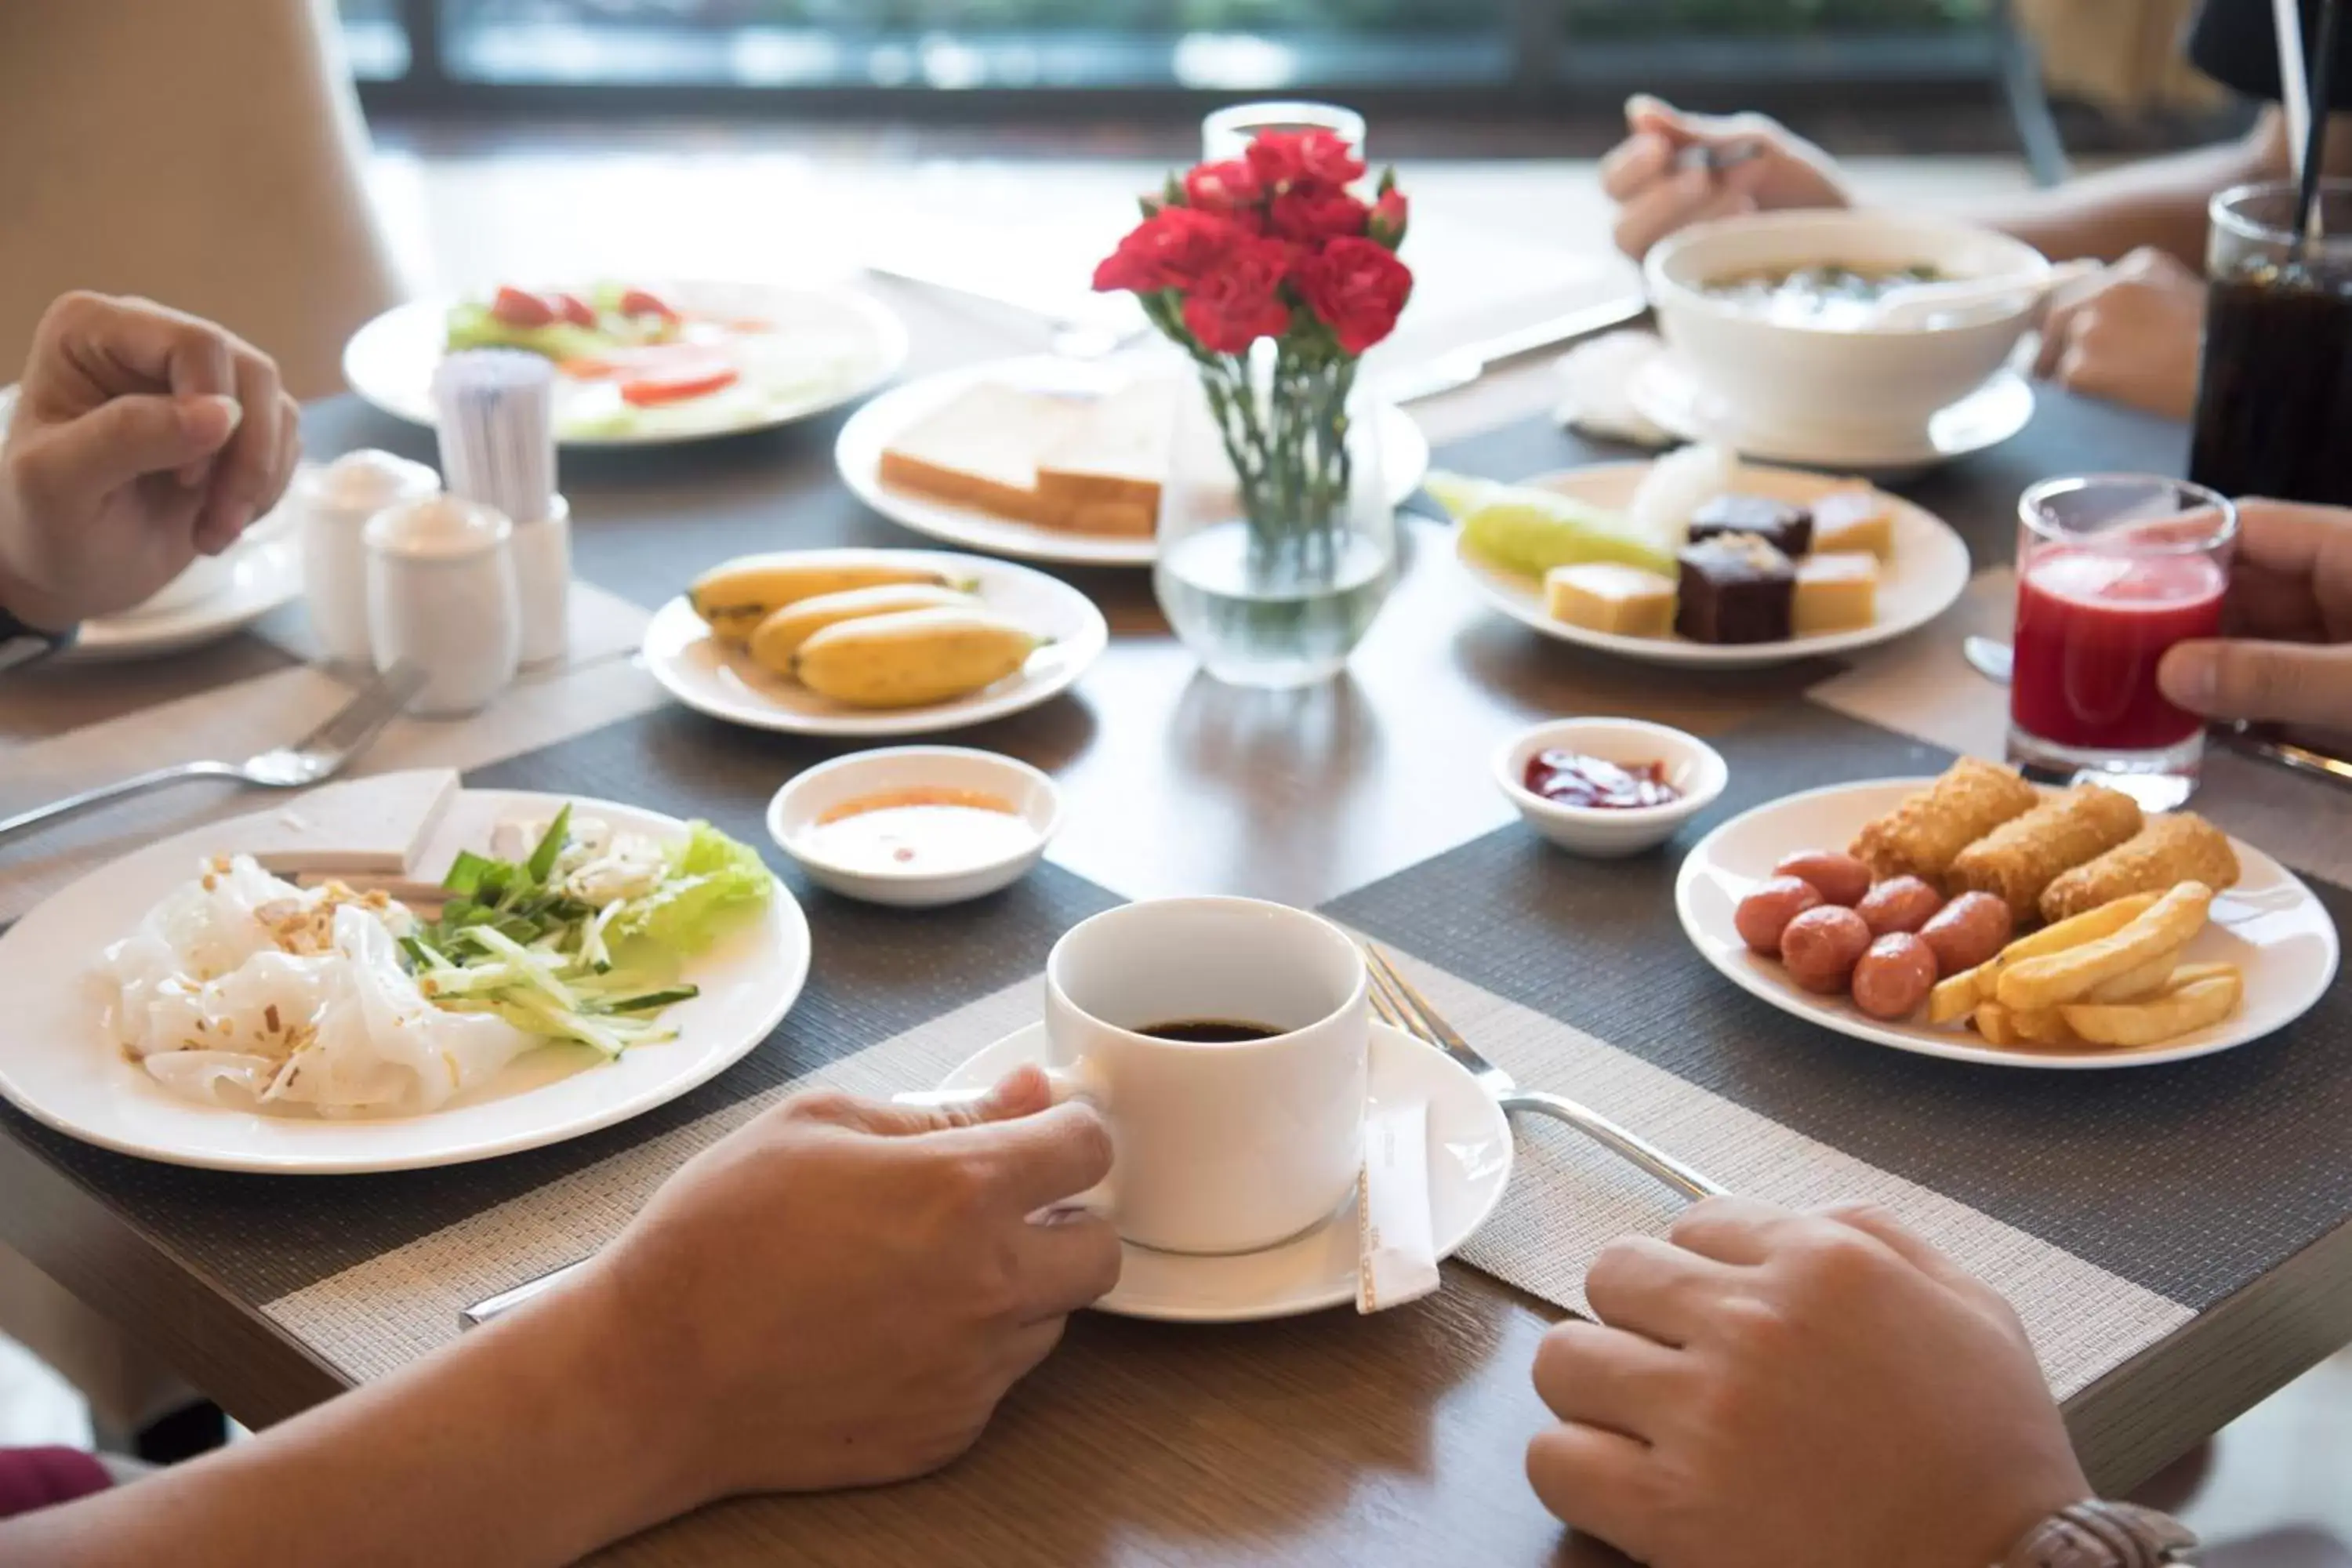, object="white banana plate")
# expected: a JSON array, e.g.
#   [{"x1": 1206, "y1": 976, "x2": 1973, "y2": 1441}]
[{"x1": 641, "y1": 548, "x2": 1109, "y2": 738}]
